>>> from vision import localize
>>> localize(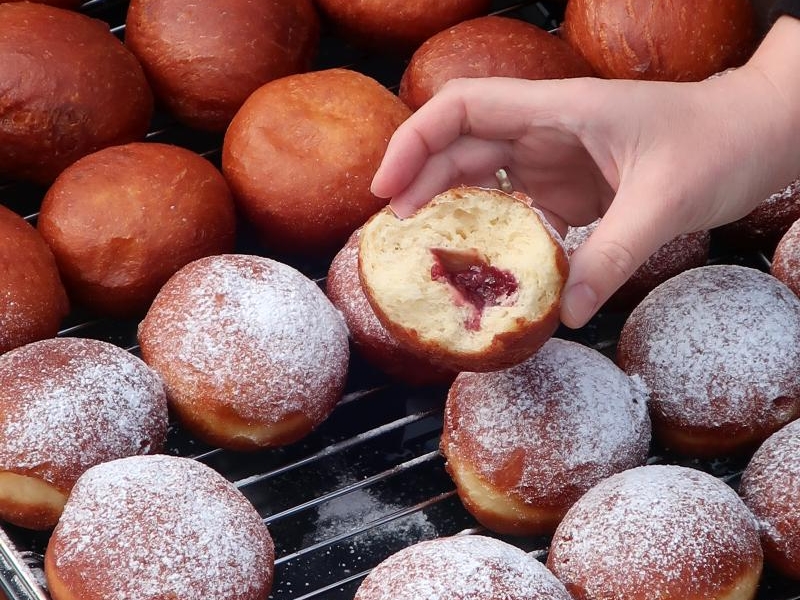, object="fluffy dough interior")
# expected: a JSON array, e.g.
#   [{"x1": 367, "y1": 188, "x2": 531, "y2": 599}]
[{"x1": 360, "y1": 189, "x2": 562, "y2": 354}]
